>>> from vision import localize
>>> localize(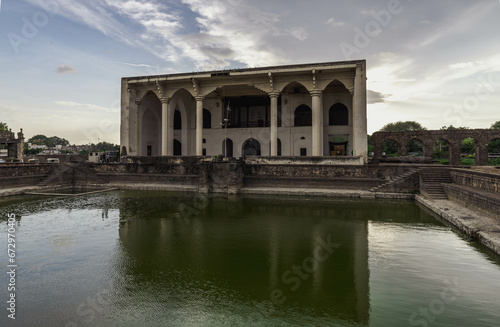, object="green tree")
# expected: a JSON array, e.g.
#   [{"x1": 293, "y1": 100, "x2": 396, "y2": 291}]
[
  {"x1": 0, "y1": 122, "x2": 9, "y2": 132},
  {"x1": 489, "y1": 121, "x2": 500, "y2": 154},
  {"x1": 440, "y1": 125, "x2": 469, "y2": 130},
  {"x1": 28, "y1": 134, "x2": 50, "y2": 146},
  {"x1": 461, "y1": 137, "x2": 475, "y2": 154},
  {"x1": 380, "y1": 121, "x2": 427, "y2": 132},
  {"x1": 89, "y1": 142, "x2": 119, "y2": 152},
  {"x1": 27, "y1": 134, "x2": 69, "y2": 147}
]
